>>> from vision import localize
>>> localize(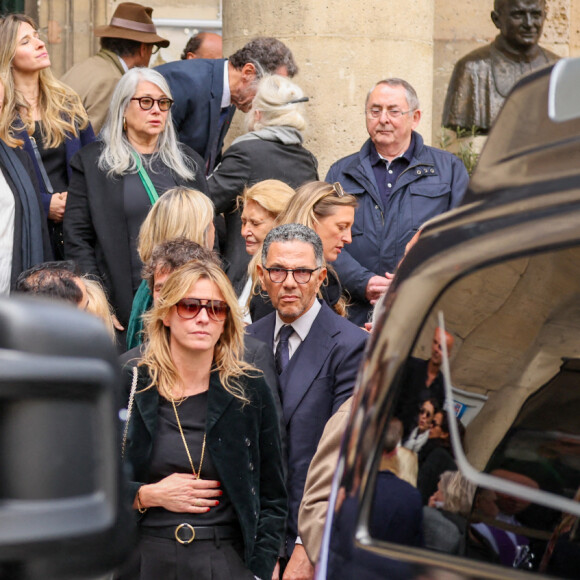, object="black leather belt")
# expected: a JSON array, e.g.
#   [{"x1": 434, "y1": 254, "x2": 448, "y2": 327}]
[{"x1": 141, "y1": 524, "x2": 241, "y2": 545}]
